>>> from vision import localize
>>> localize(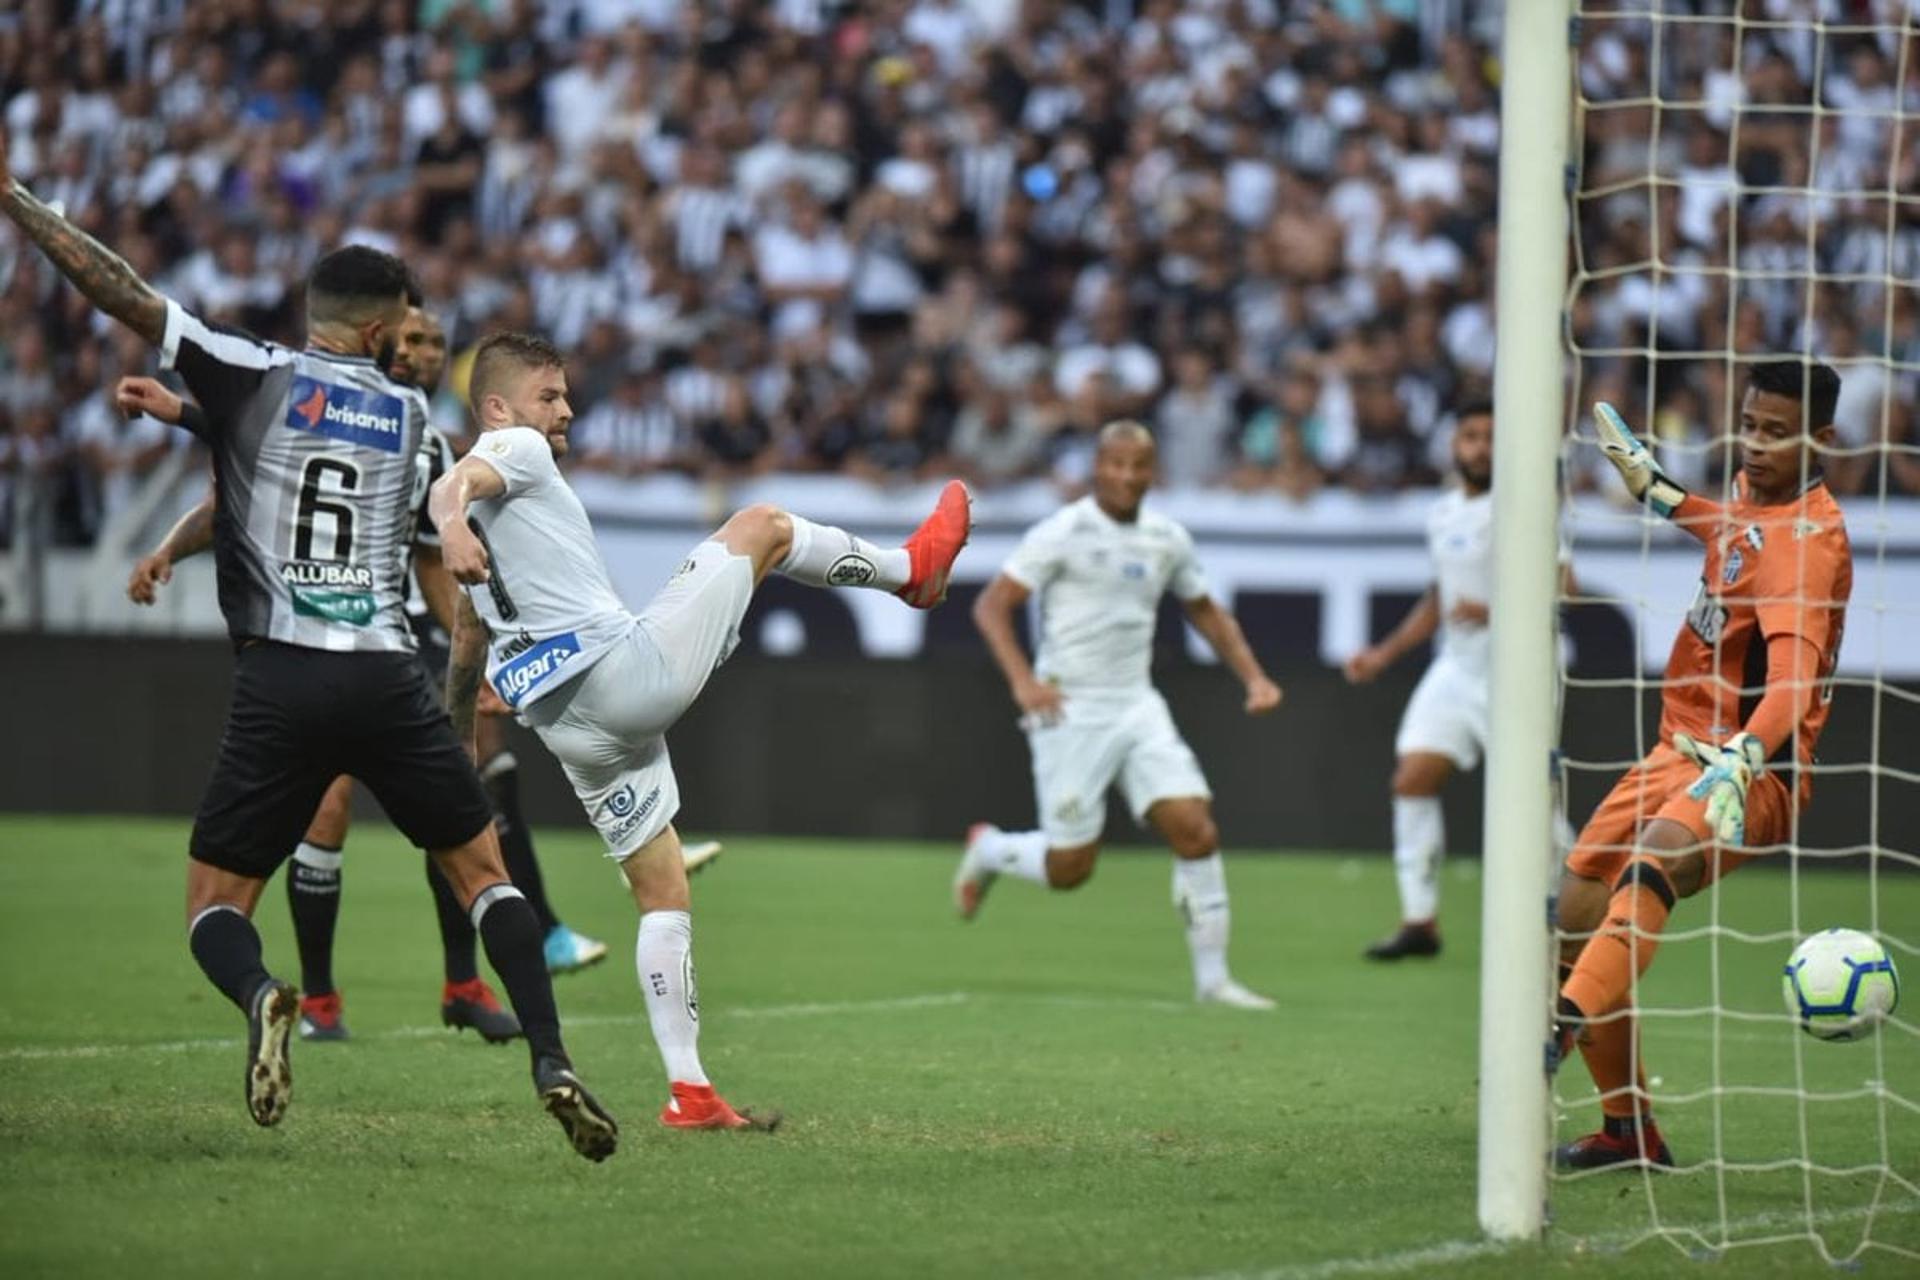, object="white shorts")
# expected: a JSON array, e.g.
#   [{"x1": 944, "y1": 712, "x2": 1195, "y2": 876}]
[
  {"x1": 521, "y1": 541, "x2": 755, "y2": 859},
  {"x1": 1027, "y1": 688, "x2": 1211, "y2": 847},
  {"x1": 1394, "y1": 657, "x2": 1488, "y2": 770}
]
